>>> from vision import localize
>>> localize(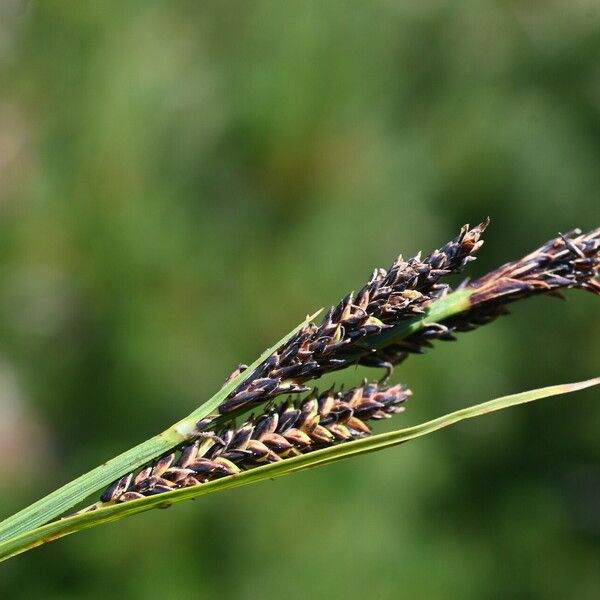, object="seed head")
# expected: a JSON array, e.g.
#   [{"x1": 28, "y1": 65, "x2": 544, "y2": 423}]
[
  {"x1": 100, "y1": 382, "x2": 411, "y2": 504},
  {"x1": 219, "y1": 220, "x2": 489, "y2": 416},
  {"x1": 370, "y1": 226, "x2": 600, "y2": 364}
]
